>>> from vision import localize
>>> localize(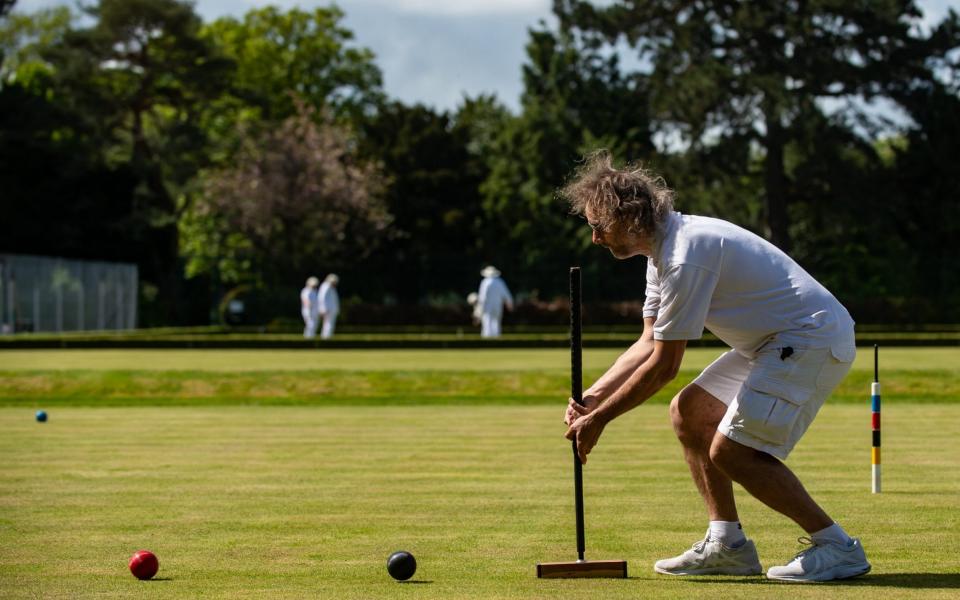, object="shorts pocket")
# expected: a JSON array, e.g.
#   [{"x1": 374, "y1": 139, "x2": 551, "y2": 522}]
[
  {"x1": 731, "y1": 387, "x2": 803, "y2": 446},
  {"x1": 745, "y1": 347, "x2": 831, "y2": 404},
  {"x1": 730, "y1": 347, "x2": 831, "y2": 446}
]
